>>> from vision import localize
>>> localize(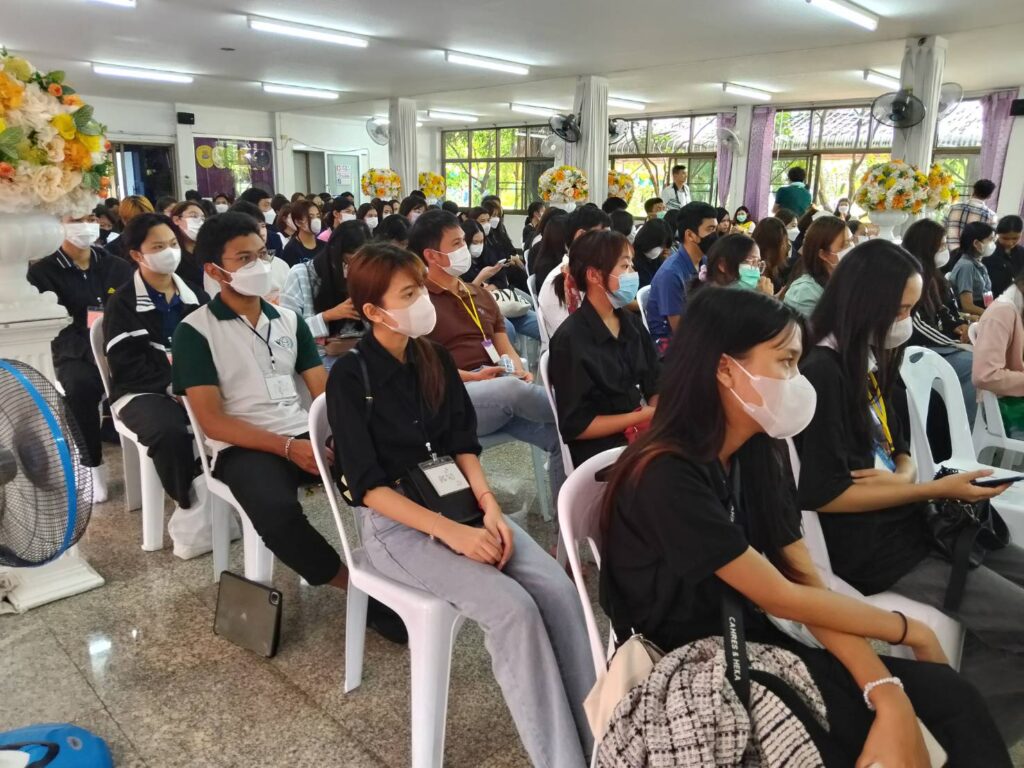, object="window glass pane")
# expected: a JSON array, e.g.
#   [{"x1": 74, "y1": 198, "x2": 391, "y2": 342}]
[
  {"x1": 936, "y1": 99, "x2": 983, "y2": 148},
  {"x1": 687, "y1": 158, "x2": 716, "y2": 204},
  {"x1": 526, "y1": 126, "x2": 552, "y2": 158},
  {"x1": 497, "y1": 162, "x2": 524, "y2": 211},
  {"x1": 690, "y1": 115, "x2": 719, "y2": 153},
  {"x1": 815, "y1": 152, "x2": 889, "y2": 213},
  {"x1": 932, "y1": 154, "x2": 976, "y2": 198},
  {"x1": 470, "y1": 161, "x2": 496, "y2": 206},
  {"x1": 444, "y1": 162, "x2": 471, "y2": 207},
  {"x1": 472, "y1": 129, "x2": 496, "y2": 159},
  {"x1": 868, "y1": 120, "x2": 894, "y2": 150},
  {"x1": 499, "y1": 128, "x2": 526, "y2": 158},
  {"x1": 773, "y1": 110, "x2": 812, "y2": 151},
  {"x1": 611, "y1": 157, "x2": 665, "y2": 218},
  {"x1": 444, "y1": 131, "x2": 469, "y2": 159},
  {"x1": 768, "y1": 156, "x2": 809, "y2": 211},
  {"x1": 610, "y1": 119, "x2": 648, "y2": 155},
  {"x1": 812, "y1": 107, "x2": 871, "y2": 150},
  {"x1": 649, "y1": 117, "x2": 690, "y2": 154}
]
